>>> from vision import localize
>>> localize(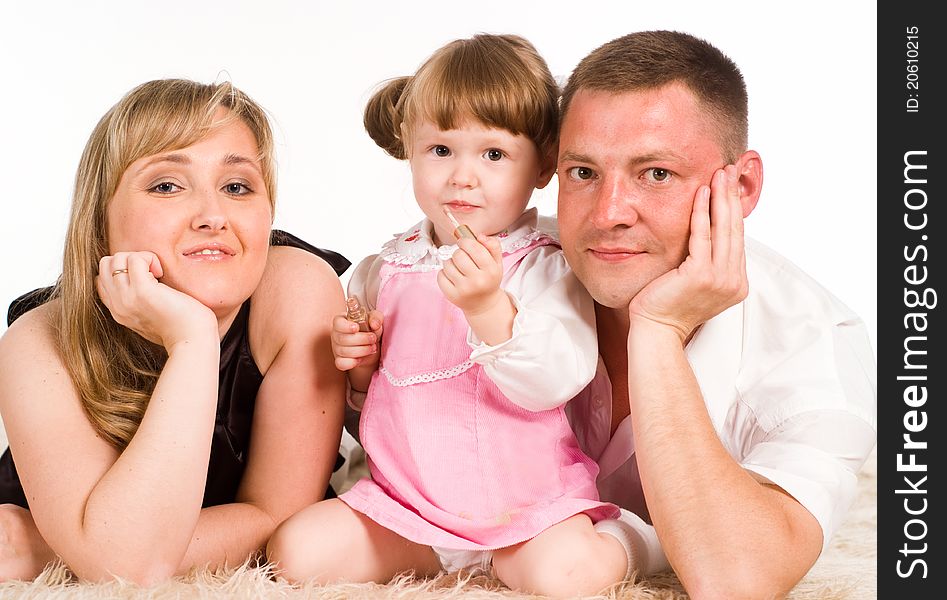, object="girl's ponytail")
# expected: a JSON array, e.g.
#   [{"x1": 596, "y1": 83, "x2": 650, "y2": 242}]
[{"x1": 363, "y1": 76, "x2": 411, "y2": 160}]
